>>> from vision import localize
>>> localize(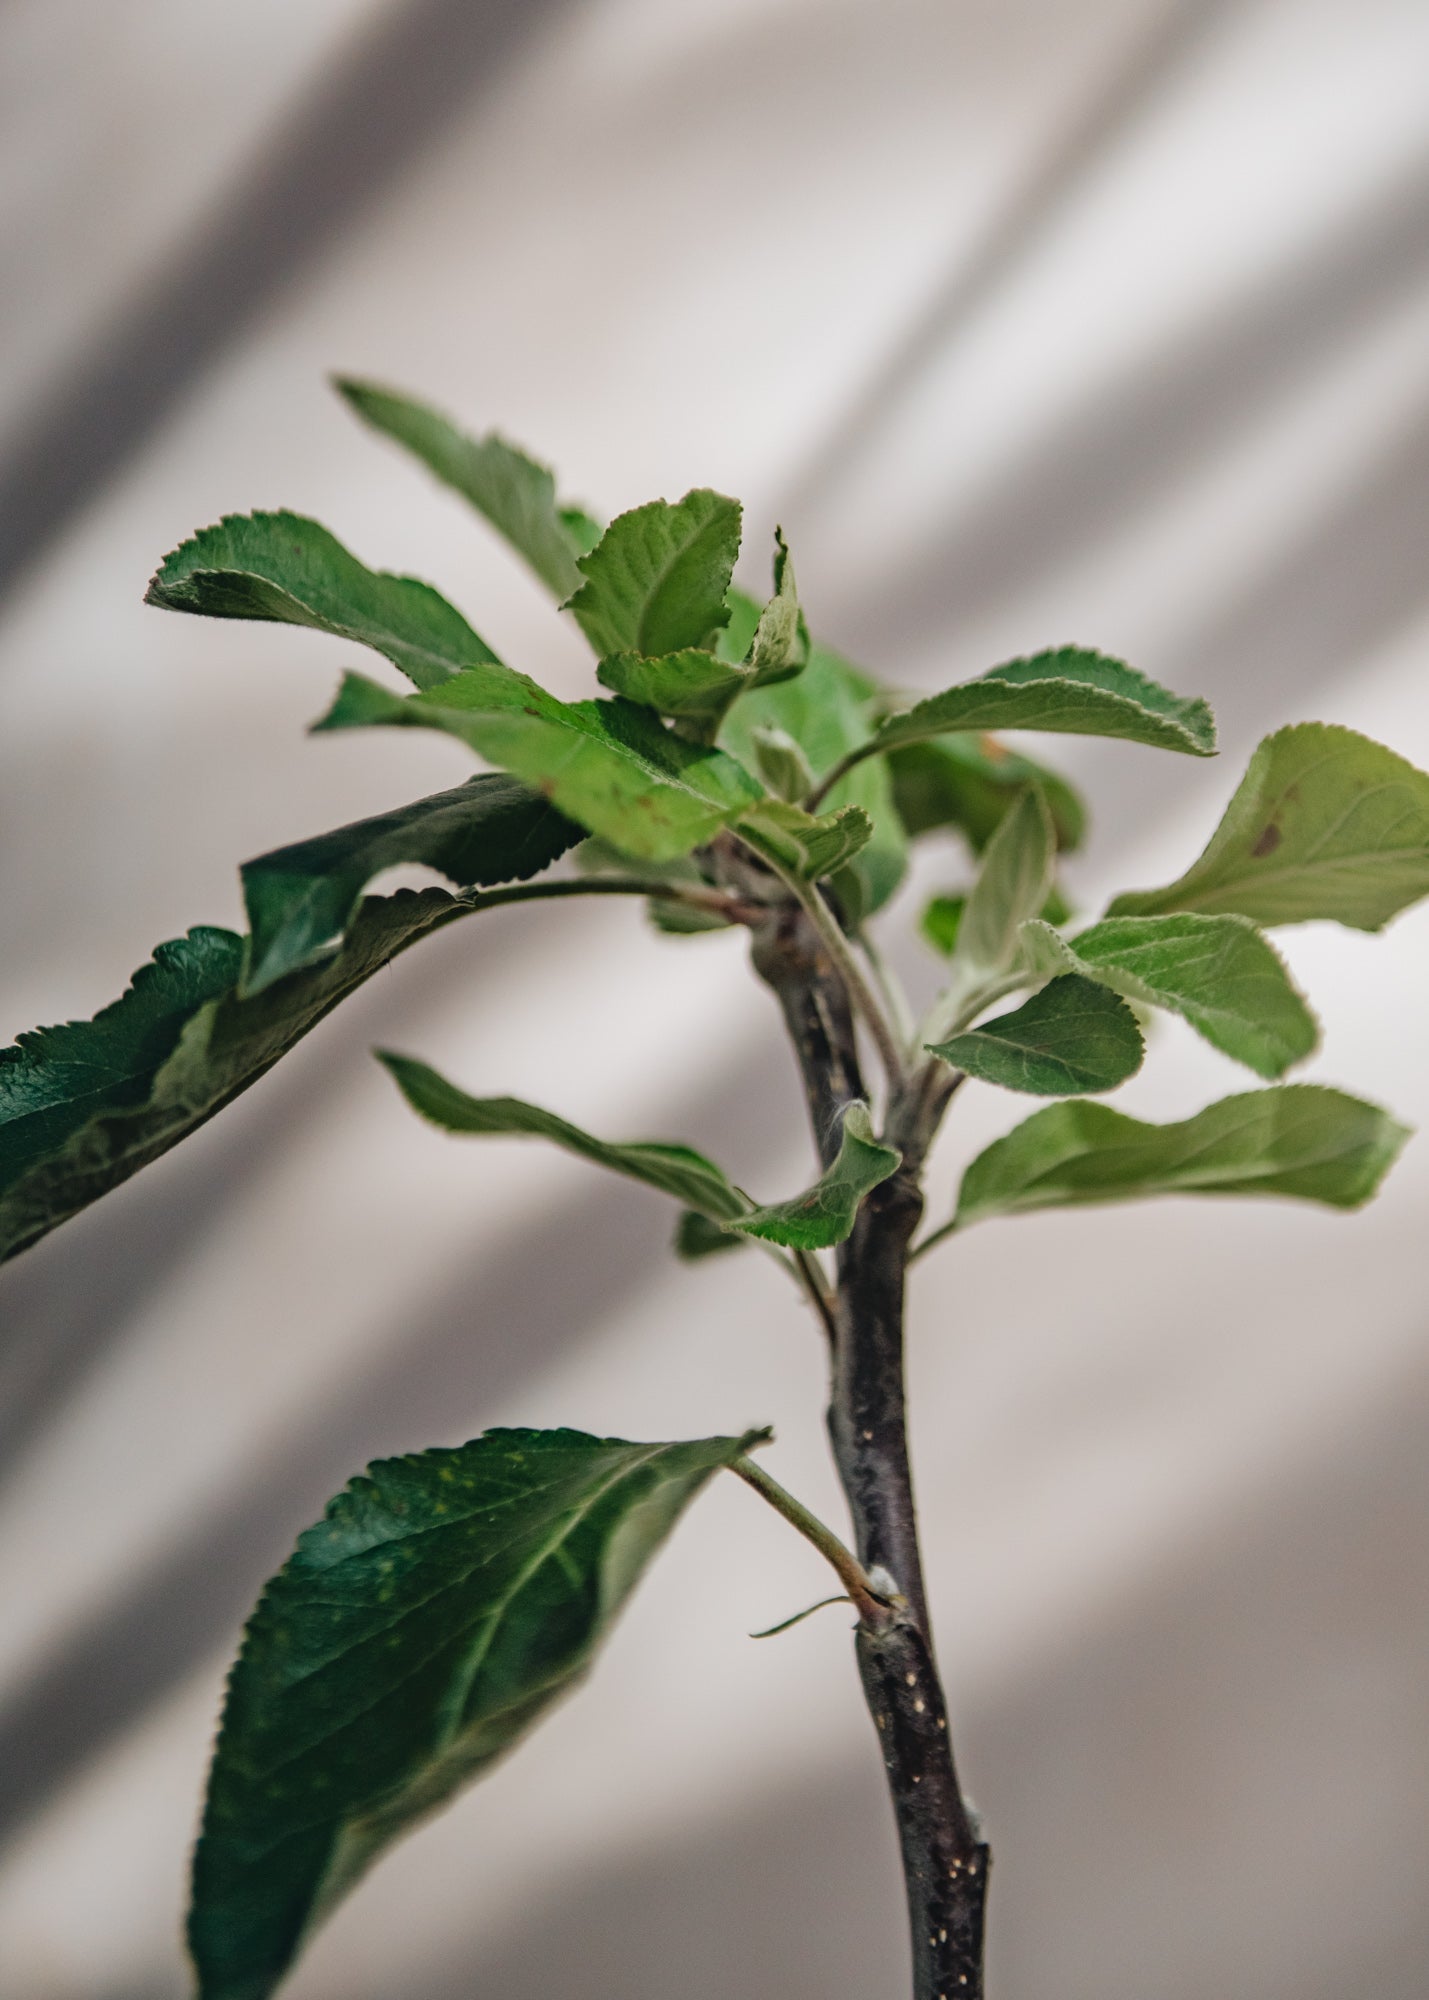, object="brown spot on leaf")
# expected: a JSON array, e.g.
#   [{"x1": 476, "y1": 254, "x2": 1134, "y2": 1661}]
[{"x1": 1251, "y1": 823, "x2": 1282, "y2": 857}]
